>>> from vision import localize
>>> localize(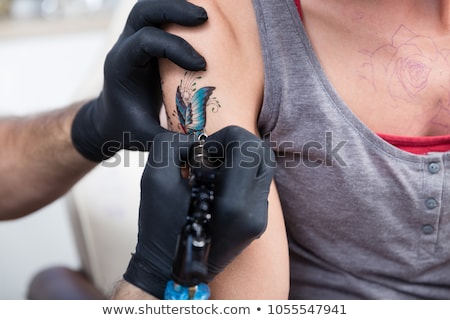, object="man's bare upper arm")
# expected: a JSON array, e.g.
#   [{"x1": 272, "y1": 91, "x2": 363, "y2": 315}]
[{"x1": 159, "y1": 0, "x2": 289, "y2": 299}]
